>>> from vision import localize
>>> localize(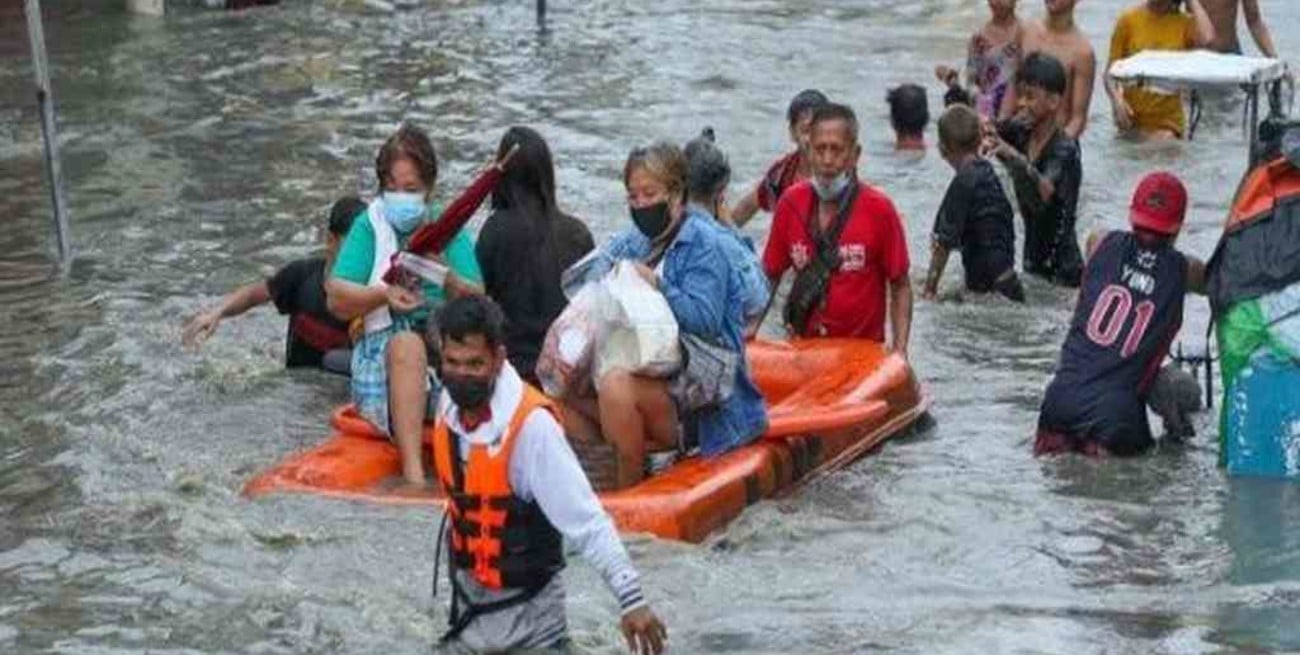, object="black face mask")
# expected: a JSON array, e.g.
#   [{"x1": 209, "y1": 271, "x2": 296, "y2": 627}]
[
  {"x1": 443, "y1": 374, "x2": 494, "y2": 410},
  {"x1": 630, "y1": 201, "x2": 672, "y2": 239}
]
